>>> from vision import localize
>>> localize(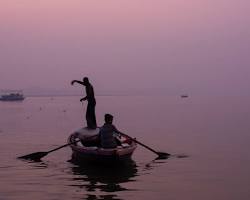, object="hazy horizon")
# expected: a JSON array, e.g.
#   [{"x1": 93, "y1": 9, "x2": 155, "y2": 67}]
[{"x1": 1, "y1": 1, "x2": 250, "y2": 96}]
